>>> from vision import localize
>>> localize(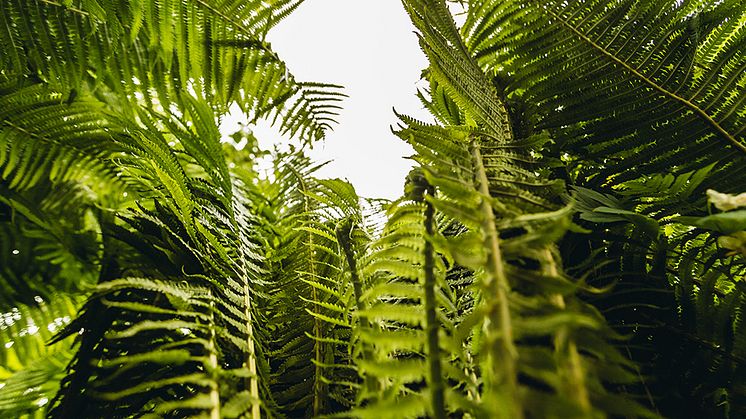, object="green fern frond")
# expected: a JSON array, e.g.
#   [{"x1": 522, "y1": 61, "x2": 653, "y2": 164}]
[
  {"x1": 379, "y1": 2, "x2": 659, "y2": 418},
  {"x1": 462, "y1": 0, "x2": 746, "y2": 208},
  {"x1": 0, "y1": 293, "x2": 80, "y2": 418},
  {"x1": 1, "y1": 0, "x2": 342, "y2": 144},
  {"x1": 0, "y1": 83, "x2": 125, "y2": 194}
]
